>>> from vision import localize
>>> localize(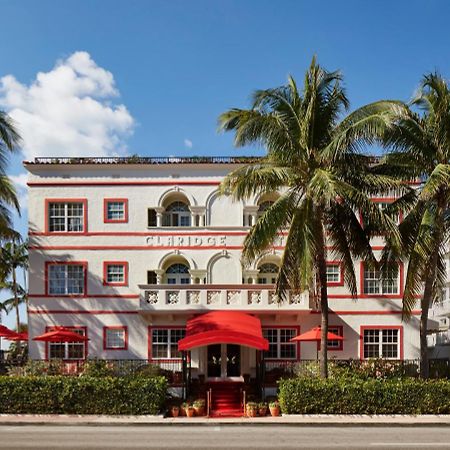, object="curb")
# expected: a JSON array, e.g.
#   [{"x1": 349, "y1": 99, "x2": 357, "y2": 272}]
[{"x1": 1, "y1": 415, "x2": 450, "y2": 427}]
